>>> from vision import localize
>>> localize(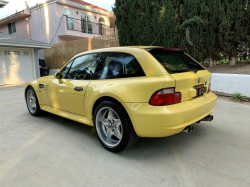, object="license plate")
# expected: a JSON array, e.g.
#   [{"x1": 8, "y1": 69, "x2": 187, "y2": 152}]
[{"x1": 194, "y1": 84, "x2": 206, "y2": 97}]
